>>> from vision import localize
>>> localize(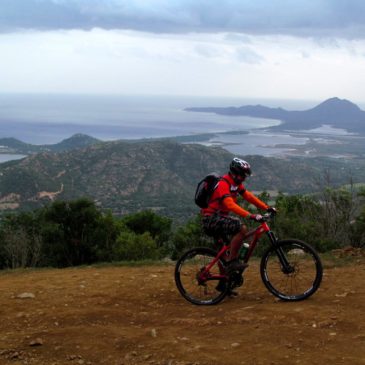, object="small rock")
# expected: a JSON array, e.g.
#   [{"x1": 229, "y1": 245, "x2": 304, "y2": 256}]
[
  {"x1": 335, "y1": 292, "x2": 349, "y2": 298},
  {"x1": 124, "y1": 352, "x2": 137, "y2": 360},
  {"x1": 352, "y1": 334, "x2": 365, "y2": 340},
  {"x1": 10, "y1": 352, "x2": 20, "y2": 359},
  {"x1": 29, "y1": 338, "x2": 43, "y2": 346},
  {"x1": 16, "y1": 312, "x2": 27, "y2": 318},
  {"x1": 231, "y1": 343, "x2": 240, "y2": 348},
  {"x1": 318, "y1": 320, "x2": 335, "y2": 328},
  {"x1": 17, "y1": 292, "x2": 35, "y2": 299},
  {"x1": 151, "y1": 329, "x2": 157, "y2": 338}
]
